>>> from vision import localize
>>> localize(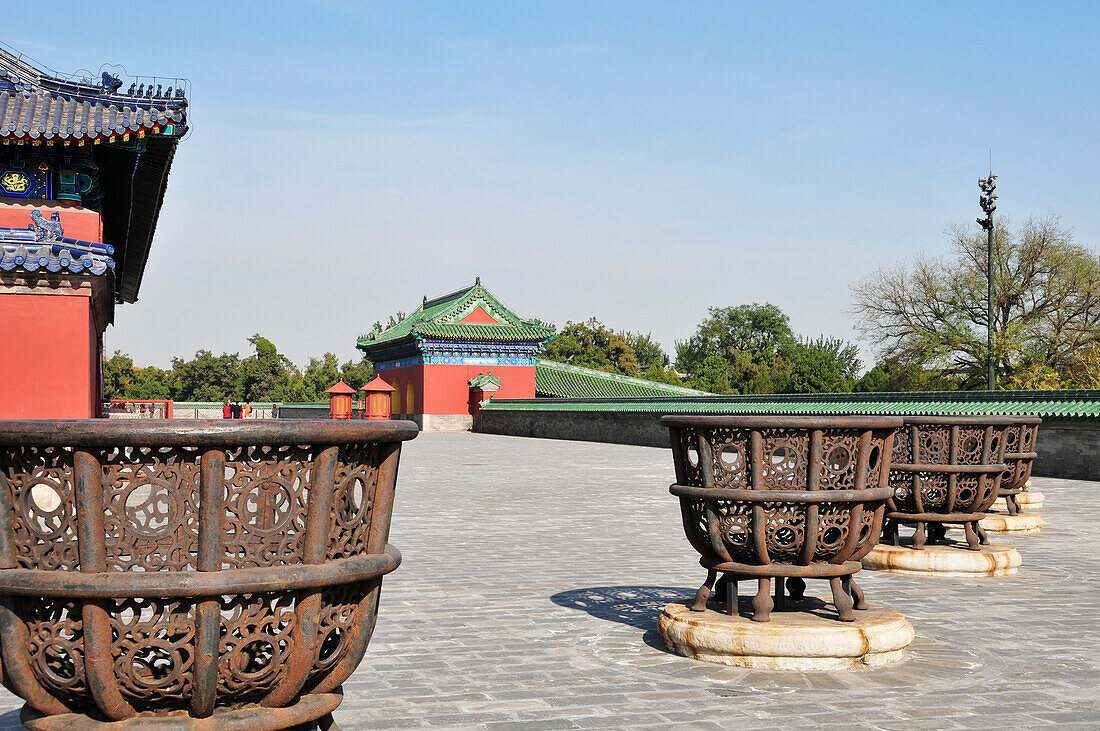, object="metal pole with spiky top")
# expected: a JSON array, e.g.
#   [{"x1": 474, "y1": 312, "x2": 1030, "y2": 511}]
[{"x1": 978, "y1": 173, "x2": 998, "y2": 390}]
